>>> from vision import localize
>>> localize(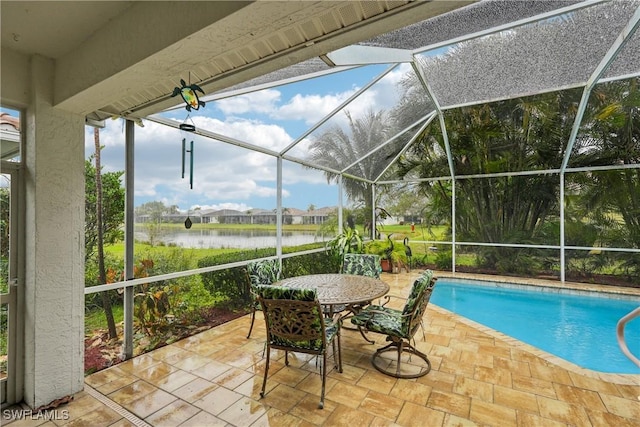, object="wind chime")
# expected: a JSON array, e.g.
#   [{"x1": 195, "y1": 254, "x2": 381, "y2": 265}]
[{"x1": 171, "y1": 75, "x2": 205, "y2": 229}]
